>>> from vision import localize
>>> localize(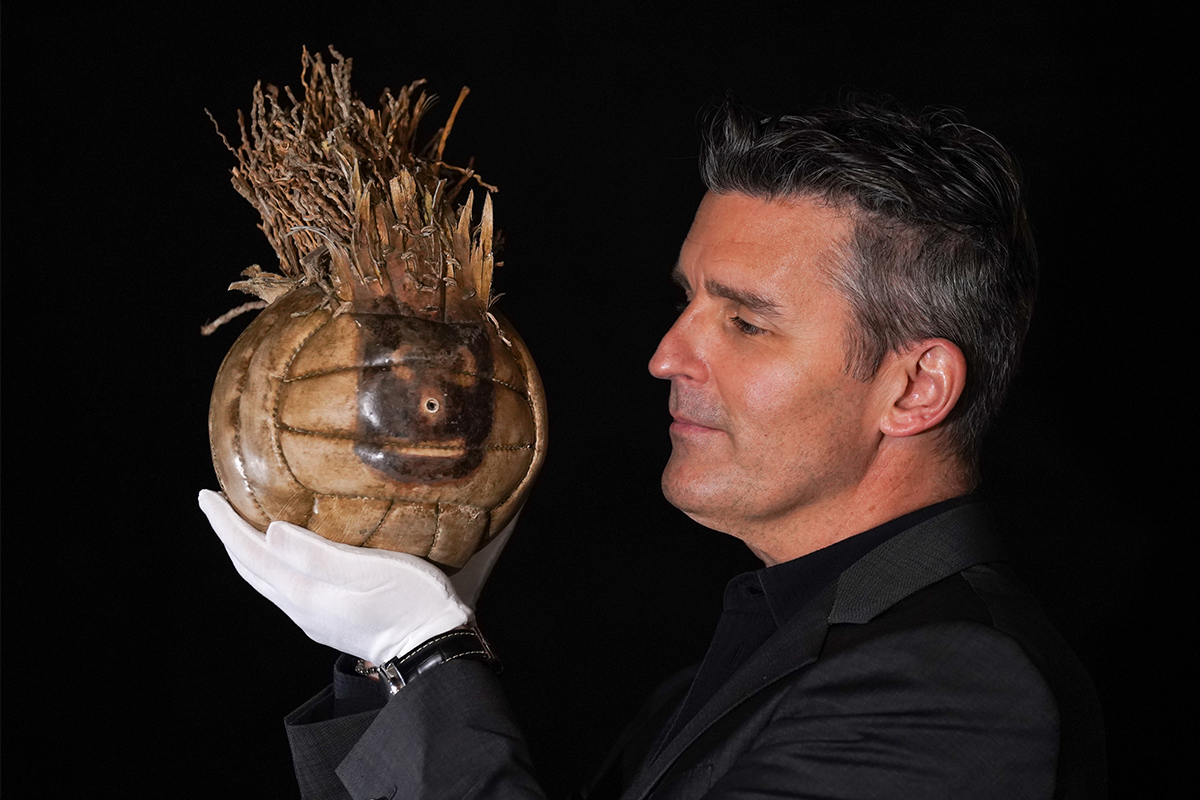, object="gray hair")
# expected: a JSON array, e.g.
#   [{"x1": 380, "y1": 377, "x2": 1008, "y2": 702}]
[{"x1": 699, "y1": 95, "x2": 1038, "y2": 473}]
